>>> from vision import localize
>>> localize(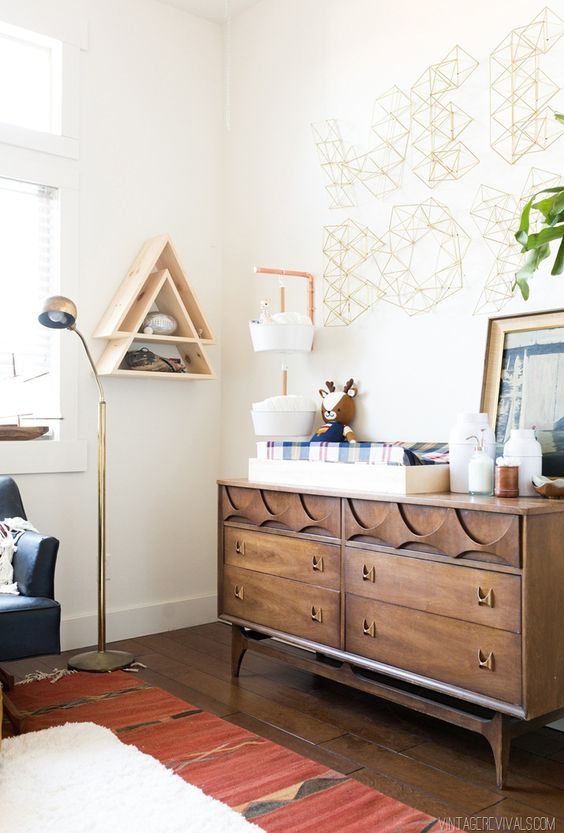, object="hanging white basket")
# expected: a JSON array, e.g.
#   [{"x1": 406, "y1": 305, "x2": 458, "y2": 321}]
[{"x1": 249, "y1": 321, "x2": 314, "y2": 353}]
